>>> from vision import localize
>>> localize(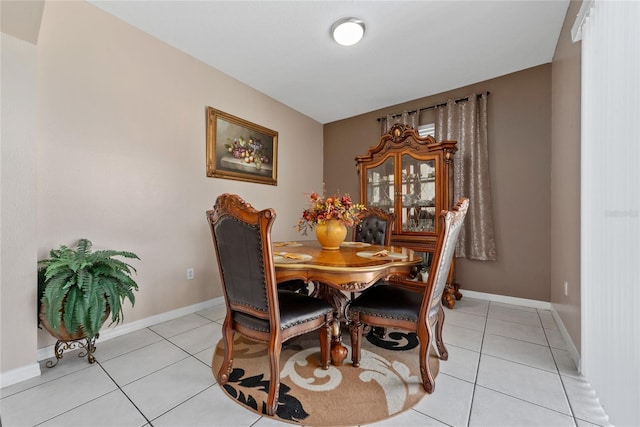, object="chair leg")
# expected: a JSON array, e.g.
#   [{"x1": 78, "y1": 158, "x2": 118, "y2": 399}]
[
  {"x1": 217, "y1": 317, "x2": 235, "y2": 384},
  {"x1": 434, "y1": 305, "x2": 448, "y2": 360},
  {"x1": 319, "y1": 314, "x2": 332, "y2": 370},
  {"x1": 349, "y1": 313, "x2": 364, "y2": 367},
  {"x1": 266, "y1": 339, "x2": 282, "y2": 416},
  {"x1": 418, "y1": 337, "x2": 436, "y2": 394}
]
